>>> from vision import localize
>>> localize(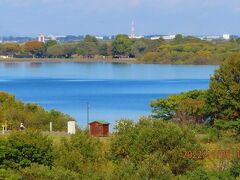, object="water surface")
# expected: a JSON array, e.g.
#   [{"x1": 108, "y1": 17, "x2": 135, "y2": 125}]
[{"x1": 0, "y1": 62, "x2": 217, "y2": 128}]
